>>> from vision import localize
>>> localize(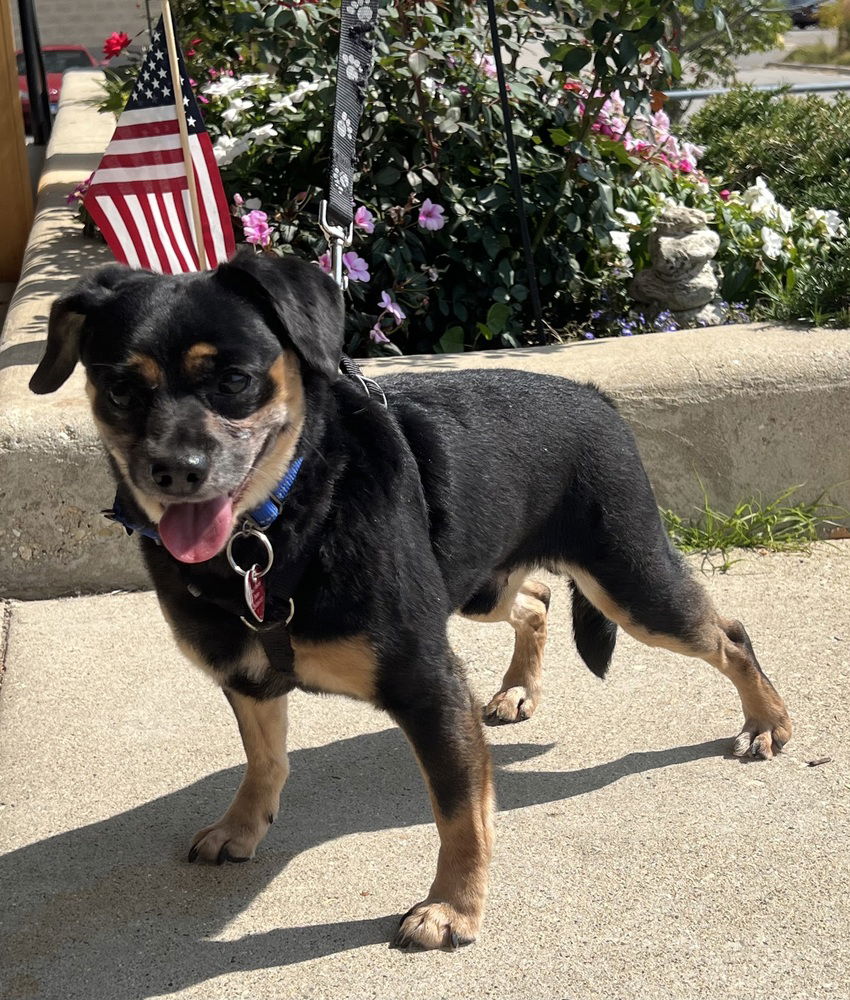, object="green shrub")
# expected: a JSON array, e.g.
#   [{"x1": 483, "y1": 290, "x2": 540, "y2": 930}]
[{"x1": 685, "y1": 87, "x2": 850, "y2": 219}]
